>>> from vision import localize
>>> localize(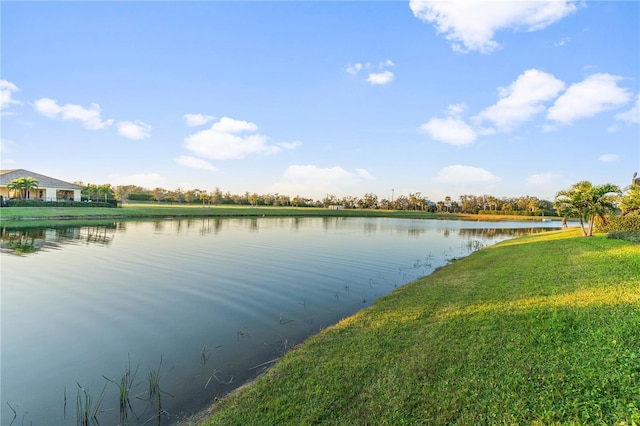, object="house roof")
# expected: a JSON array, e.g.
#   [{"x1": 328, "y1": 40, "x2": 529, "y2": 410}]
[{"x1": 0, "y1": 169, "x2": 83, "y2": 189}]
